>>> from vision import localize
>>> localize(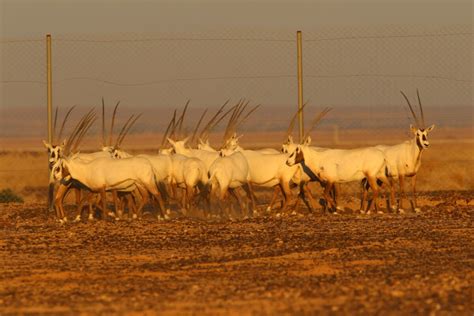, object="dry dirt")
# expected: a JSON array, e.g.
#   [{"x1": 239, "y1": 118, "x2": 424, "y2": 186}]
[{"x1": 1, "y1": 190, "x2": 473, "y2": 315}]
